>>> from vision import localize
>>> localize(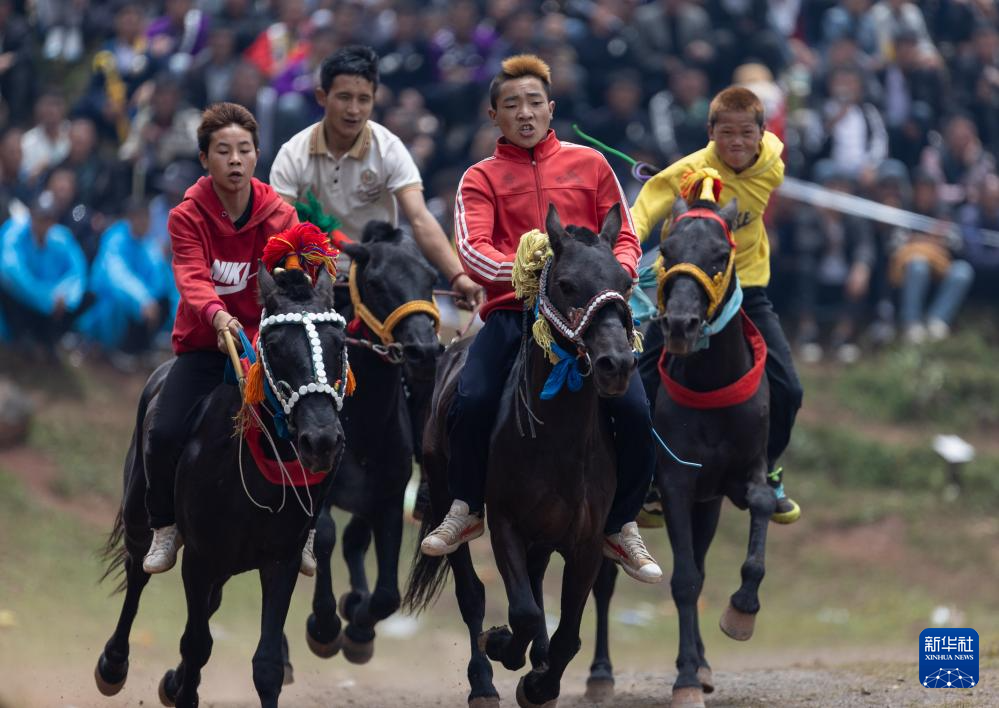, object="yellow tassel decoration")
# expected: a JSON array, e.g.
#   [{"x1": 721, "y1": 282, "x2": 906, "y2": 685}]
[
  {"x1": 345, "y1": 366, "x2": 356, "y2": 396},
  {"x1": 679, "y1": 167, "x2": 722, "y2": 204},
  {"x1": 244, "y1": 361, "x2": 265, "y2": 405},
  {"x1": 532, "y1": 317, "x2": 559, "y2": 363},
  {"x1": 632, "y1": 328, "x2": 644, "y2": 354},
  {"x1": 511, "y1": 229, "x2": 552, "y2": 307}
]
